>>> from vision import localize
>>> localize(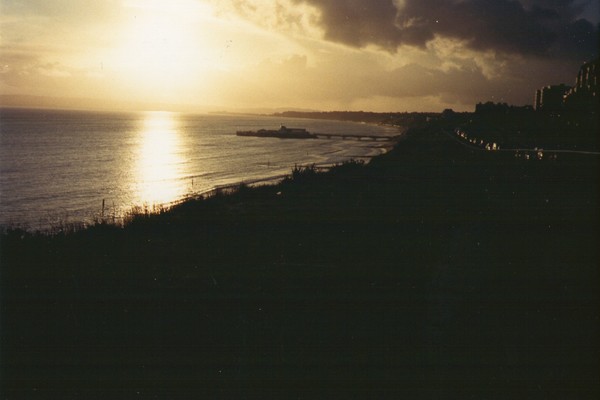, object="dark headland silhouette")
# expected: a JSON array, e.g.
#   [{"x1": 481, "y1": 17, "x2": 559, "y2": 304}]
[{"x1": 1, "y1": 59, "x2": 598, "y2": 398}]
